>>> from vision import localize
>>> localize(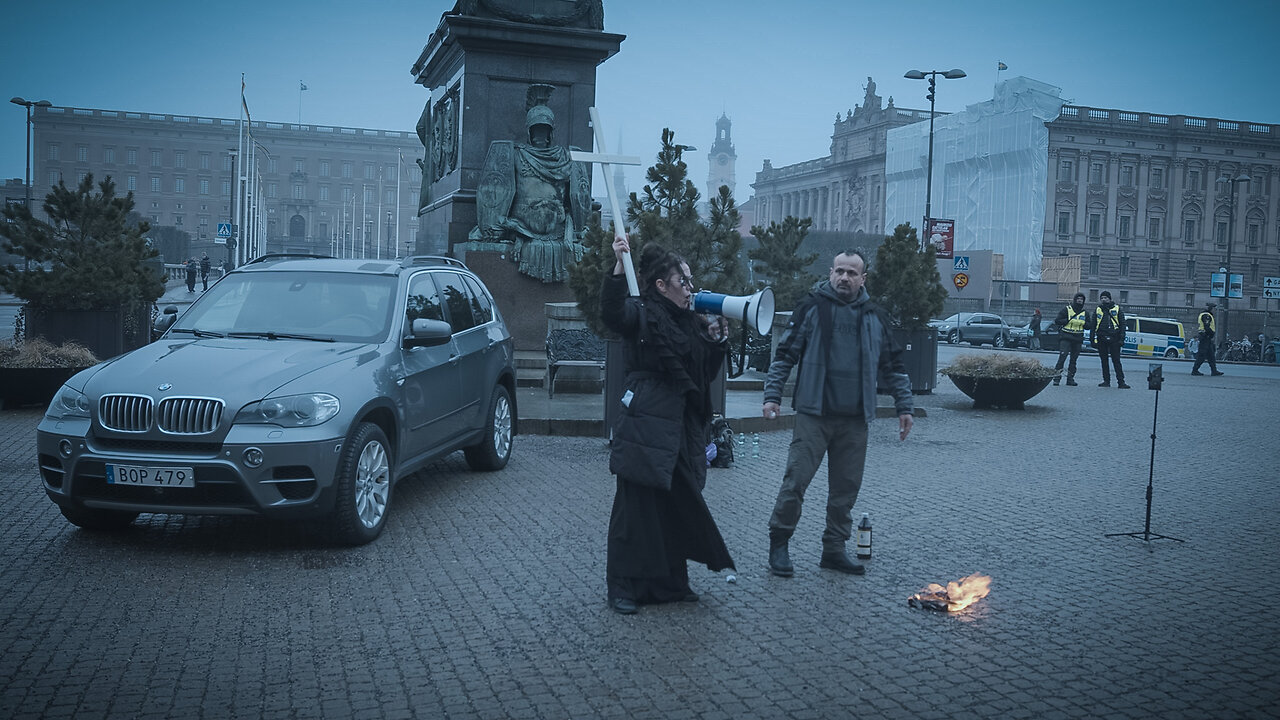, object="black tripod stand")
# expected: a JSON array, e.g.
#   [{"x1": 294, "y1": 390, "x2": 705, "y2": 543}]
[{"x1": 1106, "y1": 364, "x2": 1183, "y2": 543}]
